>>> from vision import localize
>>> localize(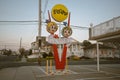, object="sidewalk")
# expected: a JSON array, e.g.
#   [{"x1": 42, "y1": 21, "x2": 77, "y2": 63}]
[
  {"x1": 0, "y1": 66, "x2": 36, "y2": 80},
  {"x1": 0, "y1": 64, "x2": 120, "y2": 80}
]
